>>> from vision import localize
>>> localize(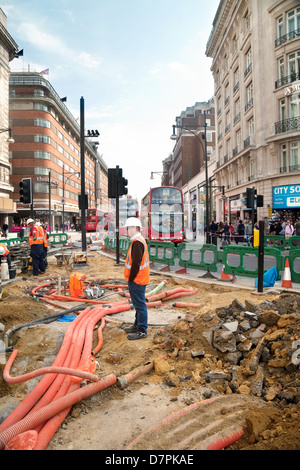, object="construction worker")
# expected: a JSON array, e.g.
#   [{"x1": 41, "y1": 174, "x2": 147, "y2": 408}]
[
  {"x1": 123, "y1": 217, "x2": 150, "y2": 340},
  {"x1": 0, "y1": 243, "x2": 11, "y2": 268},
  {"x1": 36, "y1": 222, "x2": 49, "y2": 269},
  {"x1": 27, "y1": 218, "x2": 45, "y2": 276}
]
